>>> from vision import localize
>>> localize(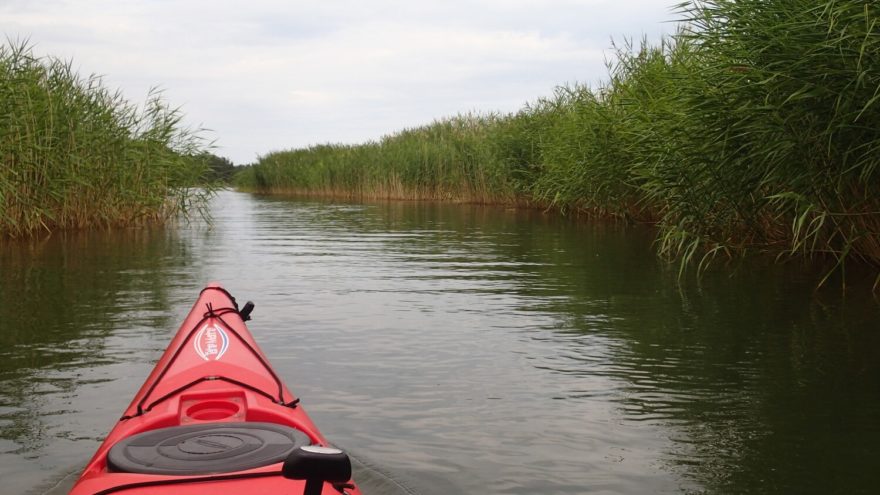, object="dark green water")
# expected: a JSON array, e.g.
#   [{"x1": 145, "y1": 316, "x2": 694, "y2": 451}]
[{"x1": 1, "y1": 191, "x2": 879, "y2": 494}]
